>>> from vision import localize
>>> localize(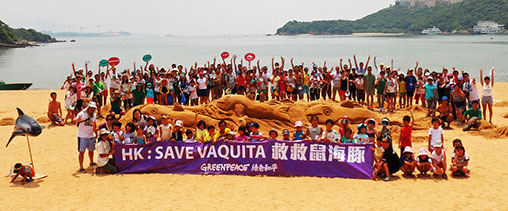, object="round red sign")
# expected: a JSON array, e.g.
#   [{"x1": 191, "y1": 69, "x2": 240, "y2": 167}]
[
  {"x1": 221, "y1": 52, "x2": 229, "y2": 59},
  {"x1": 108, "y1": 57, "x2": 120, "y2": 66},
  {"x1": 244, "y1": 53, "x2": 255, "y2": 62}
]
